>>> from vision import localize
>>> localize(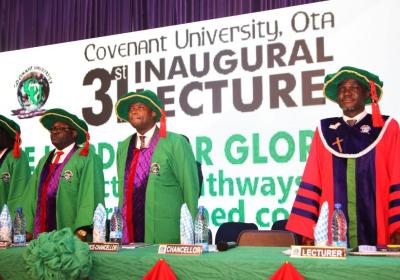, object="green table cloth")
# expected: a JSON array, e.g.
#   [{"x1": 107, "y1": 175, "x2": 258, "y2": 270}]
[{"x1": 0, "y1": 246, "x2": 398, "y2": 279}]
